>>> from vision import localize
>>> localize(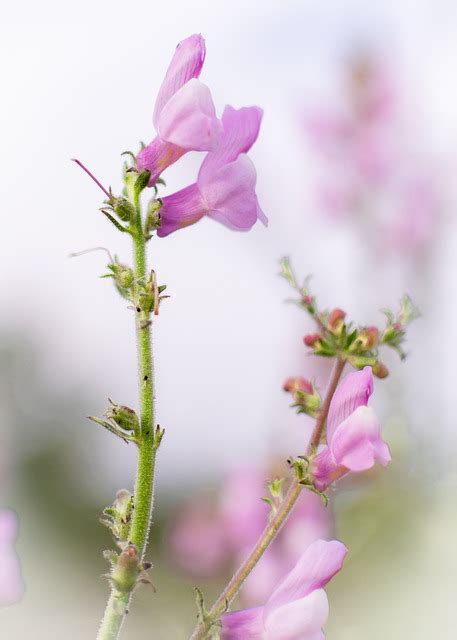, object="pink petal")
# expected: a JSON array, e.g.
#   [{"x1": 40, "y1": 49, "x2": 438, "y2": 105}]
[
  {"x1": 158, "y1": 183, "x2": 207, "y2": 237},
  {"x1": 157, "y1": 79, "x2": 222, "y2": 151},
  {"x1": 311, "y1": 446, "x2": 340, "y2": 492},
  {"x1": 0, "y1": 510, "x2": 24, "y2": 606},
  {"x1": 199, "y1": 105, "x2": 263, "y2": 181},
  {"x1": 265, "y1": 590, "x2": 328, "y2": 640},
  {"x1": 201, "y1": 155, "x2": 266, "y2": 230},
  {"x1": 326, "y1": 366, "x2": 373, "y2": 442},
  {"x1": 221, "y1": 606, "x2": 264, "y2": 639},
  {"x1": 153, "y1": 34, "x2": 205, "y2": 128},
  {"x1": 136, "y1": 137, "x2": 185, "y2": 184},
  {"x1": 267, "y1": 539, "x2": 347, "y2": 610},
  {"x1": 330, "y1": 406, "x2": 391, "y2": 471}
]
